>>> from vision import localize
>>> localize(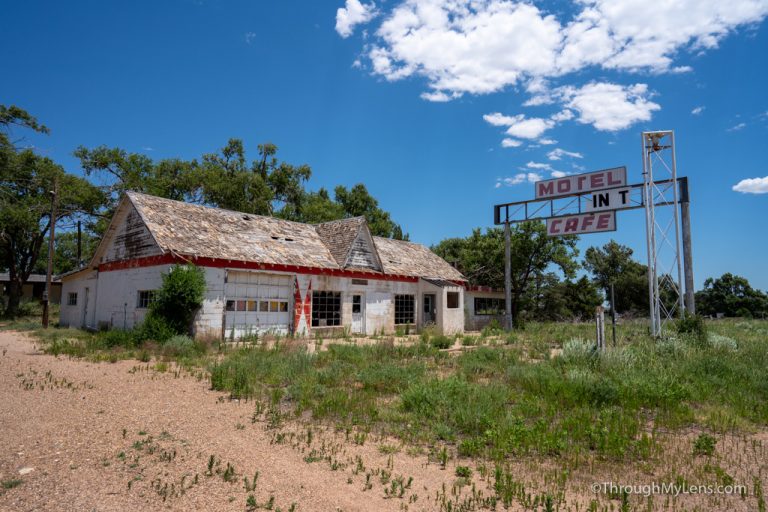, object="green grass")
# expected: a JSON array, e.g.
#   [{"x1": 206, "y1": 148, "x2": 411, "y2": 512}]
[{"x1": 210, "y1": 319, "x2": 768, "y2": 463}]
